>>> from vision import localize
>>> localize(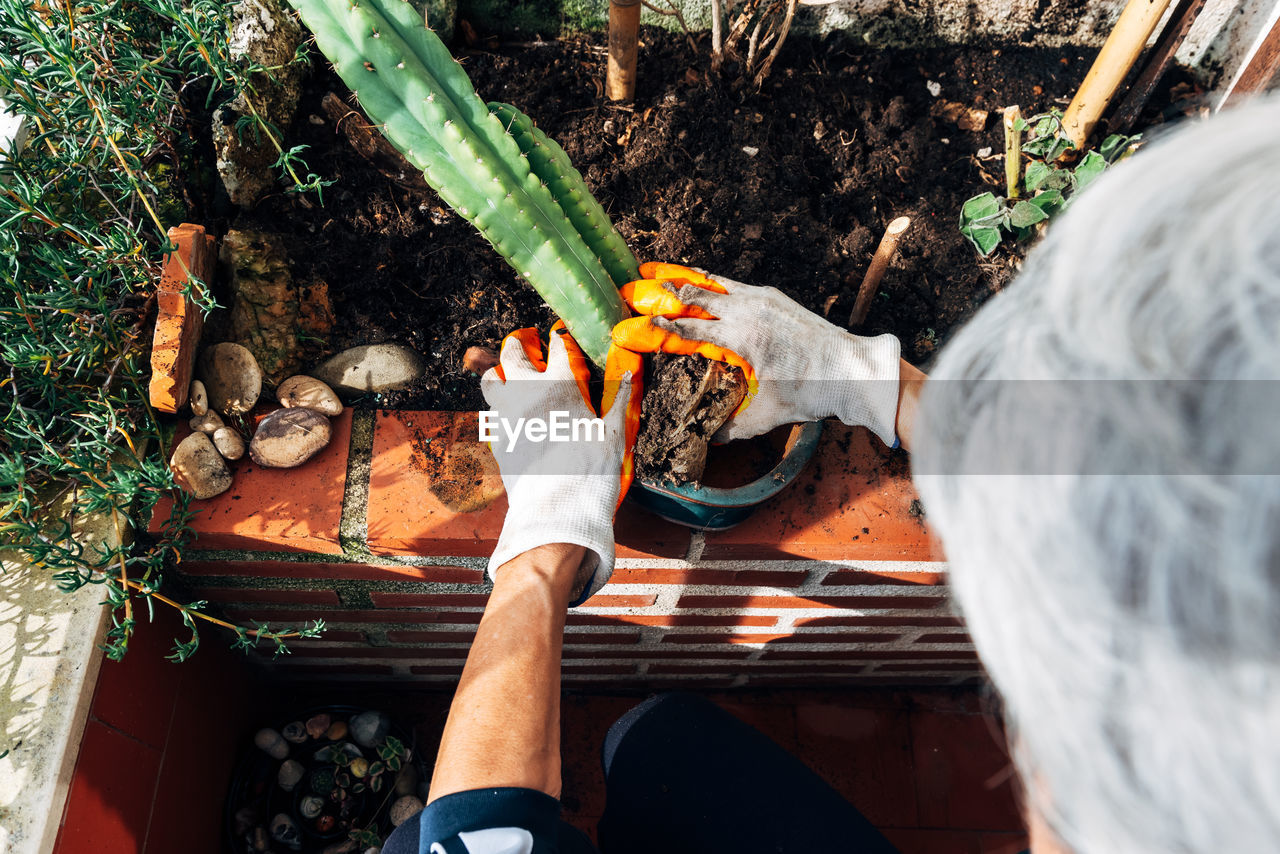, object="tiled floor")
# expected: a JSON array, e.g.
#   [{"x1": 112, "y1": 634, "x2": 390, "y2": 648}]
[{"x1": 372, "y1": 687, "x2": 1029, "y2": 854}]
